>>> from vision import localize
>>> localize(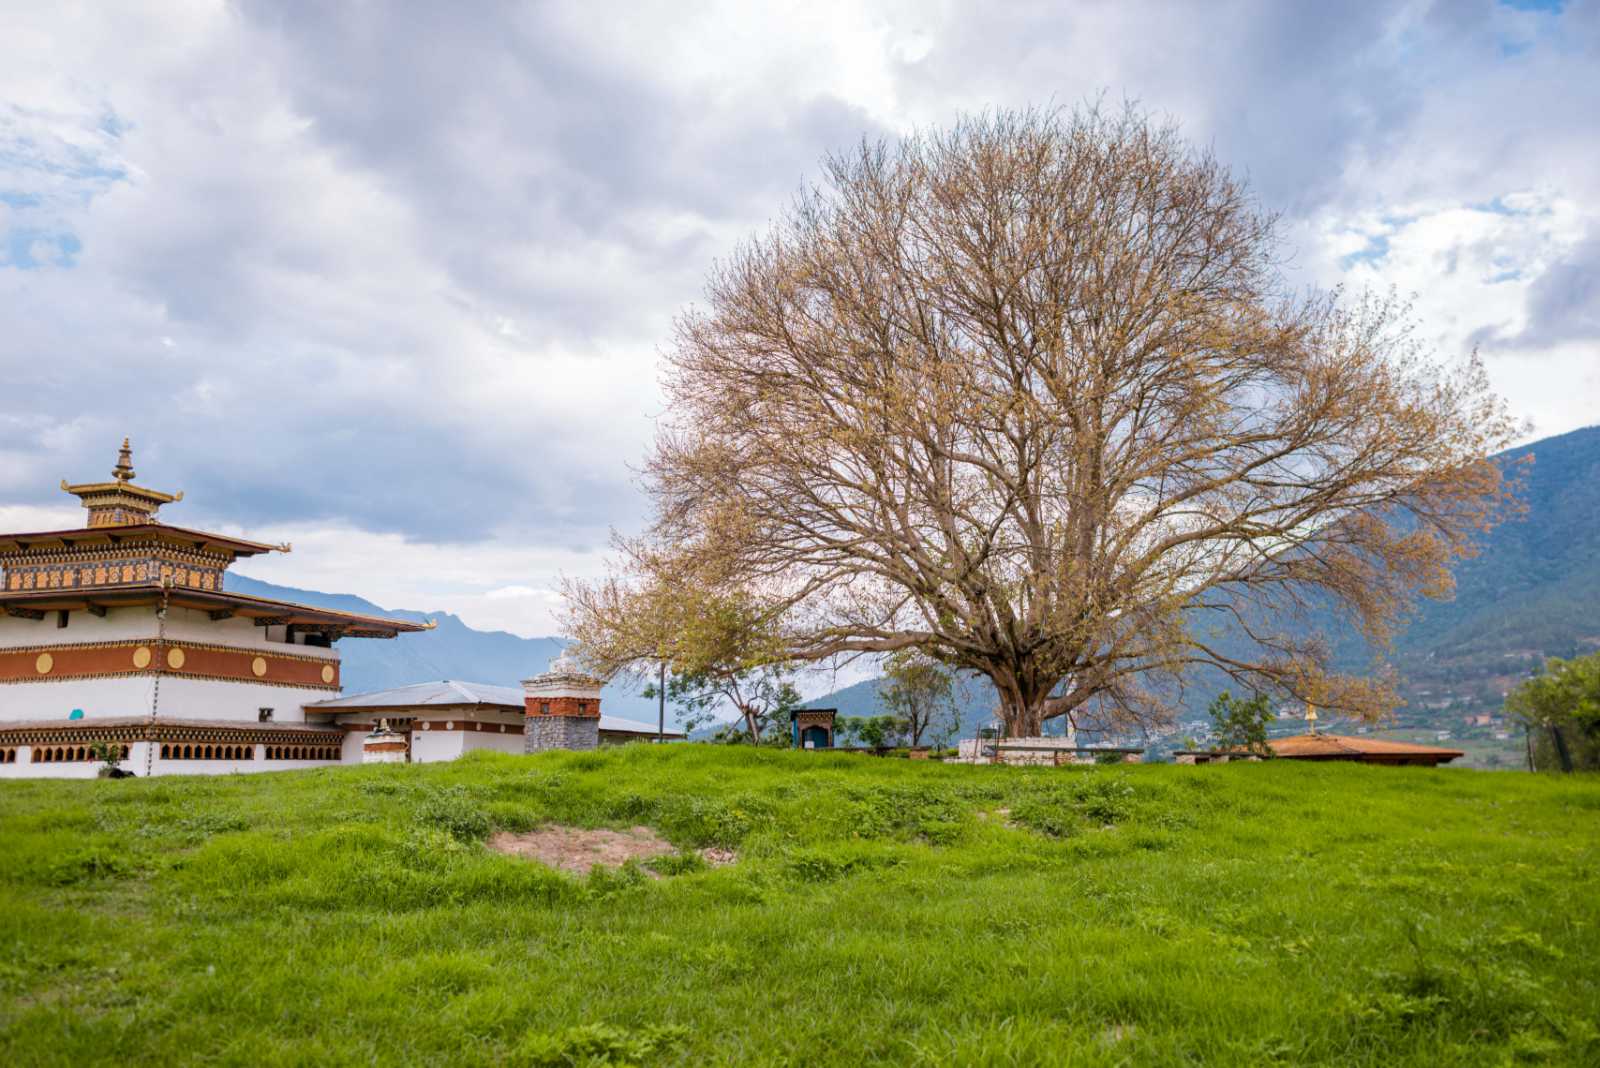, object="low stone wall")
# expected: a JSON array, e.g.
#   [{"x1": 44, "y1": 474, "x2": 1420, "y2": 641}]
[
  {"x1": 525, "y1": 716, "x2": 598, "y2": 753},
  {"x1": 949, "y1": 737, "x2": 1139, "y2": 766}
]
